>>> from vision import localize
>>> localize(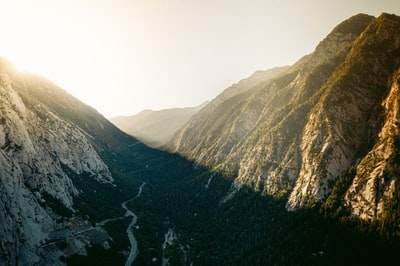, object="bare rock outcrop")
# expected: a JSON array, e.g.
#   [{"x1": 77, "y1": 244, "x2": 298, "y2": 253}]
[
  {"x1": 0, "y1": 62, "x2": 113, "y2": 265},
  {"x1": 170, "y1": 13, "x2": 400, "y2": 219}
]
